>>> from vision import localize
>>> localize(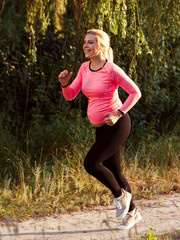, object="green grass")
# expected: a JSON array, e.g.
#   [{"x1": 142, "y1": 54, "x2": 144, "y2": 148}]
[
  {"x1": 0, "y1": 135, "x2": 179, "y2": 221},
  {"x1": 136, "y1": 229, "x2": 180, "y2": 240}
]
